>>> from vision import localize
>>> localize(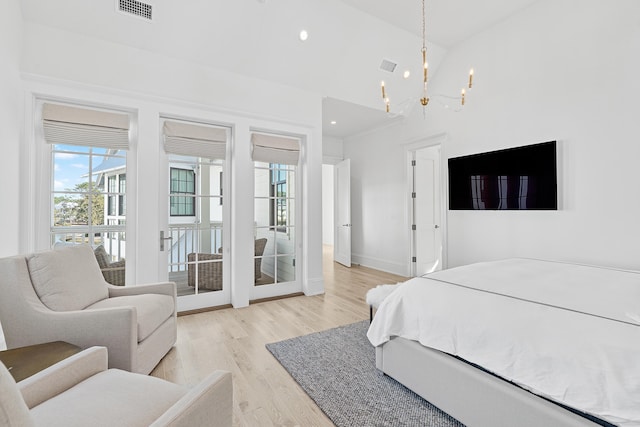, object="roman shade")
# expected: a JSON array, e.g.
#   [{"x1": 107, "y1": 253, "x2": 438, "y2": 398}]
[
  {"x1": 251, "y1": 133, "x2": 300, "y2": 165},
  {"x1": 42, "y1": 103, "x2": 130, "y2": 150},
  {"x1": 163, "y1": 120, "x2": 228, "y2": 160}
]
